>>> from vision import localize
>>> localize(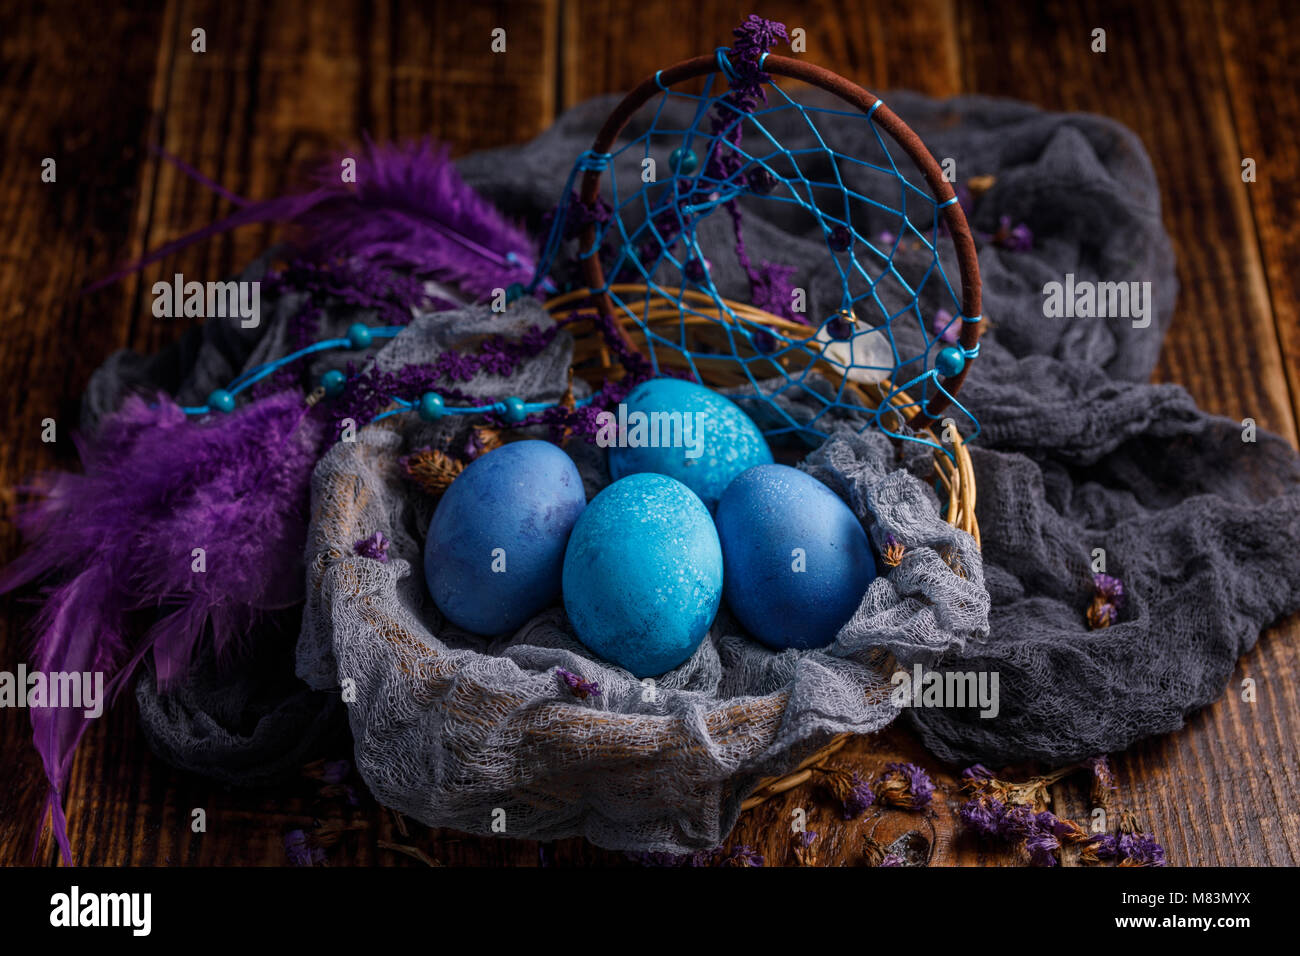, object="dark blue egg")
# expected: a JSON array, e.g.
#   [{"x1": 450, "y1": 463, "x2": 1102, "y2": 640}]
[
  {"x1": 606, "y1": 377, "x2": 772, "y2": 511},
  {"x1": 715, "y1": 464, "x2": 875, "y2": 650},
  {"x1": 425, "y1": 440, "x2": 586, "y2": 635},
  {"x1": 562, "y1": 473, "x2": 722, "y2": 677}
]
